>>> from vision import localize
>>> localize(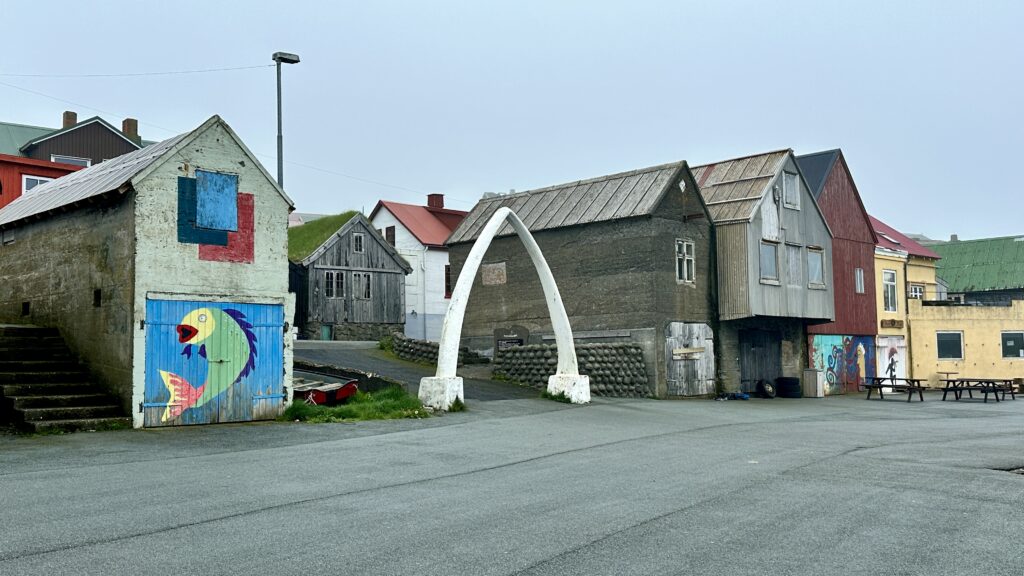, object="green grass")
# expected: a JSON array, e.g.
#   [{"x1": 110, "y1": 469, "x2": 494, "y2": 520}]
[
  {"x1": 448, "y1": 397, "x2": 466, "y2": 412},
  {"x1": 541, "y1": 390, "x2": 572, "y2": 403},
  {"x1": 282, "y1": 385, "x2": 429, "y2": 423},
  {"x1": 378, "y1": 335, "x2": 394, "y2": 353},
  {"x1": 287, "y1": 211, "x2": 359, "y2": 261}
]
